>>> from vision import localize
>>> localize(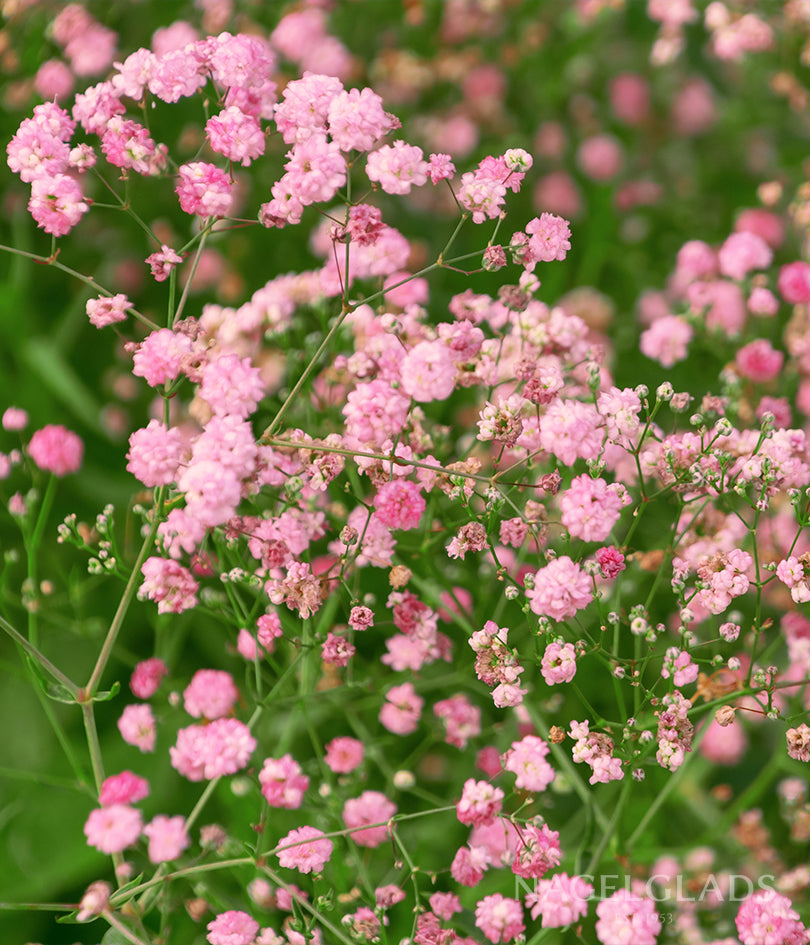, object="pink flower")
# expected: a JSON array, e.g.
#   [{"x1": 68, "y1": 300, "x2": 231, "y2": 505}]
[
  {"x1": 276, "y1": 825, "x2": 333, "y2": 874},
  {"x1": 145, "y1": 244, "x2": 183, "y2": 282},
  {"x1": 84, "y1": 804, "x2": 142, "y2": 855},
  {"x1": 475, "y1": 894, "x2": 525, "y2": 944},
  {"x1": 525, "y1": 872, "x2": 593, "y2": 927},
  {"x1": 373, "y1": 479, "x2": 425, "y2": 531},
  {"x1": 28, "y1": 424, "x2": 83, "y2": 476},
  {"x1": 2, "y1": 407, "x2": 28, "y2": 431},
  {"x1": 786, "y1": 723, "x2": 810, "y2": 763},
  {"x1": 379, "y1": 681, "x2": 424, "y2": 735},
  {"x1": 451, "y1": 844, "x2": 489, "y2": 887},
  {"x1": 595, "y1": 545, "x2": 626, "y2": 579},
  {"x1": 541, "y1": 641, "x2": 577, "y2": 685},
  {"x1": 400, "y1": 340, "x2": 456, "y2": 402},
  {"x1": 206, "y1": 910, "x2": 260, "y2": 945},
  {"x1": 348, "y1": 605, "x2": 374, "y2": 631},
  {"x1": 28, "y1": 173, "x2": 89, "y2": 236},
  {"x1": 117, "y1": 703, "x2": 156, "y2": 752},
  {"x1": 434, "y1": 694, "x2": 481, "y2": 749},
  {"x1": 183, "y1": 669, "x2": 239, "y2": 720},
  {"x1": 640, "y1": 314, "x2": 693, "y2": 367},
  {"x1": 99, "y1": 770, "x2": 149, "y2": 807},
  {"x1": 131, "y1": 328, "x2": 192, "y2": 386},
  {"x1": 199, "y1": 353, "x2": 265, "y2": 419},
  {"x1": 143, "y1": 814, "x2": 190, "y2": 863},
  {"x1": 170, "y1": 718, "x2": 256, "y2": 781},
  {"x1": 86, "y1": 293, "x2": 129, "y2": 328},
  {"x1": 343, "y1": 790, "x2": 397, "y2": 847},
  {"x1": 736, "y1": 890, "x2": 807, "y2": 945},
  {"x1": 324, "y1": 736, "x2": 364, "y2": 773},
  {"x1": 504, "y1": 735, "x2": 555, "y2": 791},
  {"x1": 126, "y1": 421, "x2": 184, "y2": 487},
  {"x1": 559, "y1": 475, "x2": 628, "y2": 542},
  {"x1": 175, "y1": 162, "x2": 233, "y2": 217},
  {"x1": 718, "y1": 231, "x2": 772, "y2": 280},
  {"x1": 595, "y1": 889, "x2": 661, "y2": 945},
  {"x1": 538, "y1": 399, "x2": 603, "y2": 466},
  {"x1": 366, "y1": 140, "x2": 428, "y2": 194},
  {"x1": 526, "y1": 557, "x2": 592, "y2": 622},
  {"x1": 259, "y1": 754, "x2": 309, "y2": 808},
  {"x1": 456, "y1": 778, "x2": 504, "y2": 827},
  {"x1": 205, "y1": 105, "x2": 265, "y2": 166},
  {"x1": 139, "y1": 557, "x2": 199, "y2": 614},
  {"x1": 735, "y1": 339, "x2": 784, "y2": 383},
  {"x1": 327, "y1": 86, "x2": 396, "y2": 152},
  {"x1": 523, "y1": 213, "x2": 572, "y2": 265},
  {"x1": 778, "y1": 261, "x2": 810, "y2": 304}
]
